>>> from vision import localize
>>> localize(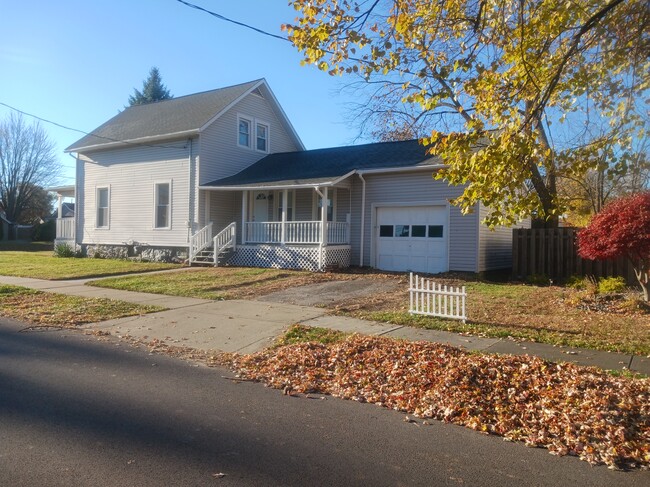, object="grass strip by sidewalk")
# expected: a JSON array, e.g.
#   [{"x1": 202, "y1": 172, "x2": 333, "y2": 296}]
[
  {"x1": 0, "y1": 285, "x2": 165, "y2": 327},
  {"x1": 0, "y1": 251, "x2": 178, "y2": 280}
]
